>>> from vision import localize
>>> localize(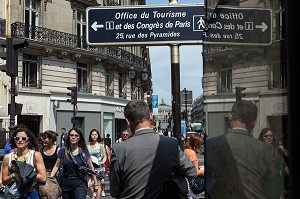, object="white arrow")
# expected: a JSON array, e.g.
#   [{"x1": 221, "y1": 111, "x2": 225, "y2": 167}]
[
  {"x1": 255, "y1": 22, "x2": 268, "y2": 32},
  {"x1": 91, "y1": 21, "x2": 104, "y2": 31}
]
